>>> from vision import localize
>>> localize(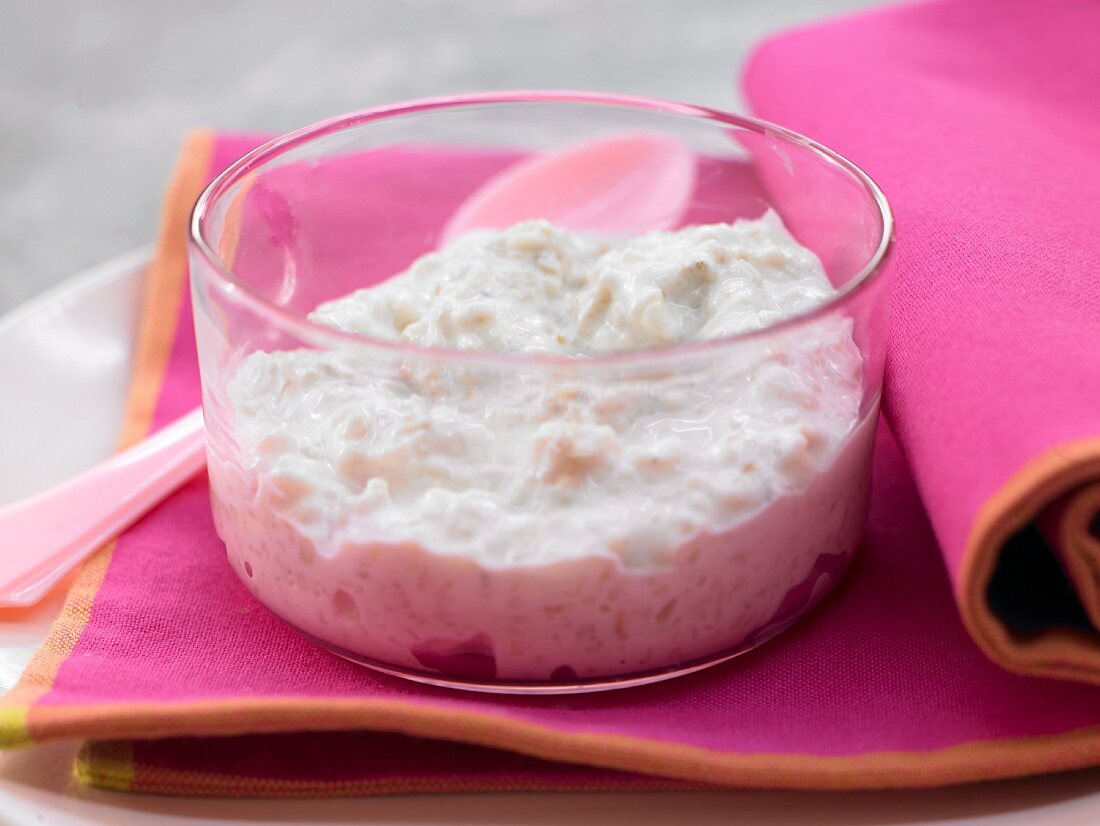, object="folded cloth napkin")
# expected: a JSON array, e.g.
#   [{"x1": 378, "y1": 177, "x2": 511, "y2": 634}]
[
  {"x1": 744, "y1": 0, "x2": 1100, "y2": 684},
  {"x1": 3, "y1": 0, "x2": 1100, "y2": 797}
]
